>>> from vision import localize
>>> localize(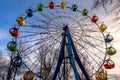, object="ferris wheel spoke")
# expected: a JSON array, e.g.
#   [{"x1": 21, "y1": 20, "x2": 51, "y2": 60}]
[
  {"x1": 81, "y1": 38, "x2": 106, "y2": 52},
  {"x1": 47, "y1": 9, "x2": 57, "y2": 18},
  {"x1": 17, "y1": 35, "x2": 50, "y2": 44},
  {"x1": 22, "y1": 36, "x2": 60, "y2": 57},
  {"x1": 48, "y1": 18, "x2": 65, "y2": 28},
  {"x1": 17, "y1": 32, "x2": 49, "y2": 39},
  {"x1": 22, "y1": 24, "x2": 47, "y2": 29},
  {"x1": 61, "y1": 10, "x2": 69, "y2": 24},
  {"x1": 27, "y1": 15, "x2": 50, "y2": 25},
  {"x1": 68, "y1": 17, "x2": 80, "y2": 26},
  {"x1": 82, "y1": 49, "x2": 102, "y2": 67},
  {"x1": 32, "y1": 60, "x2": 41, "y2": 71},
  {"x1": 39, "y1": 12, "x2": 52, "y2": 20},
  {"x1": 53, "y1": 17, "x2": 65, "y2": 26},
  {"x1": 22, "y1": 46, "x2": 41, "y2": 58},
  {"x1": 83, "y1": 45, "x2": 105, "y2": 60},
  {"x1": 20, "y1": 38, "x2": 51, "y2": 54},
  {"x1": 23, "y1": 15, "x2": 49, "y2": 25},
  {"x1": 29, "y1": 24, "x2": 61, "y2": 30},
  {"x1": 82, "y1": 34, "x2": 104, "y2": 42},
  {"x1": 76, "y1": 38, "x2": 100, "y2": 55},
  {"x1": 59, "y1": 12, "x2": 68, "y2": 25},
  {"x1": 50, "y1": 34, "x2": 62, "y2": 42},
  {"x1": 22, "y1": 45, "x2": 52, "y2": 60},
  {"x1": 19, "y1": 31, "x2": 49, "y2": 34},
  {"x1": 49, "y1": 23, "x2": 62, "y2": 29},
  {"x1": 55, "y1": 8, "x2": 69, "y2": 25},
  {"x1": 31, "y1": 57, "x2": 41, "y2": 70},
  {"x1": 85, "y1": 64, "x2": 98, "y2": 76},
  {"x1": 48, "y1": 29, "x2": 62, "y2": 33},
  {"x1": 82, "y1": 28, "x2": 98, "y2": 32},
  {"x1": 69, "y1": 22, "x2": 79, "y2": 27},
  {"x1": 80, "y1": 35, "x2": 104, "y2": 47},
  {"x1": 52, "y1": 11, "x2": 65, "y2": 25},
  {"x1": 77, "y1": 53, "x2": 97, "y2": 76},
  {"x1": 23, "y1": 54, "x2": 35, "y2": 66},
  {"x1": 72, "y1": 34, "x2": 106, "y2": 56},
  {"x1": 50, "y1": 22, "x2": 63, "y2": 28}
]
